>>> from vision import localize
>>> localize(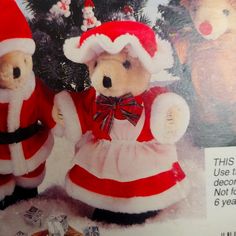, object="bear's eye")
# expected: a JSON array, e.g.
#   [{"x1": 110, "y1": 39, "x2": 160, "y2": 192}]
[
  {"x1": 122, "y1": 60, "x2": 131, "y2": 69},
  {"x1": 24, "y1": 58, "x2": 27, "y2": 63},
  {"x1": 94, "y1": 61, "x2": 98, "y2": 68},
  {"x1": 223, "y1": 9, "x2": 230, "y2": 16}
]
